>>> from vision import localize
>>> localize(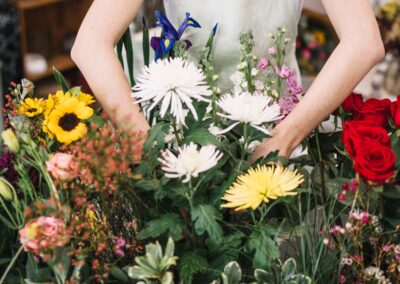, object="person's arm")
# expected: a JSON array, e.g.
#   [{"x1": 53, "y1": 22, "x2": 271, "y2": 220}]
[
  {"x1": 252, "y1": 0, "x2": 385, "y2": 161},
  {"x1": 71, "y1": 0, "x2": 150, "y2": 132}
]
